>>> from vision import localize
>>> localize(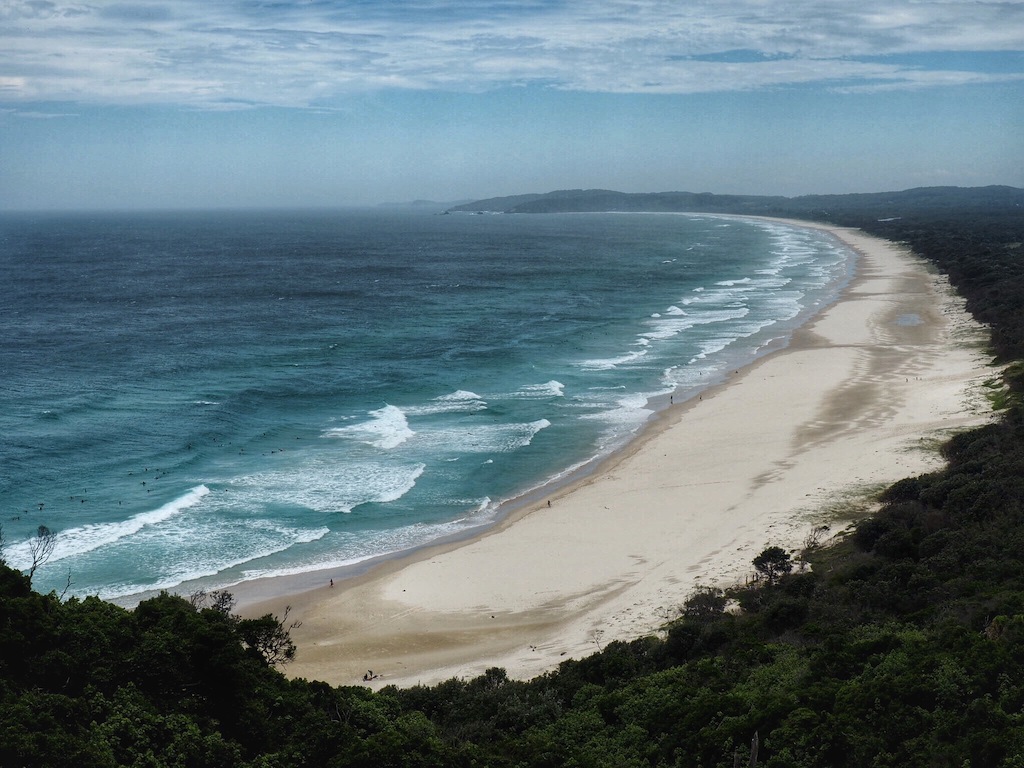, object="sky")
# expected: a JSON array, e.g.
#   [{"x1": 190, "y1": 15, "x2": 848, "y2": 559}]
[{"x1": 1, "y1": 1, "x2": 1022, "y2": 210}]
